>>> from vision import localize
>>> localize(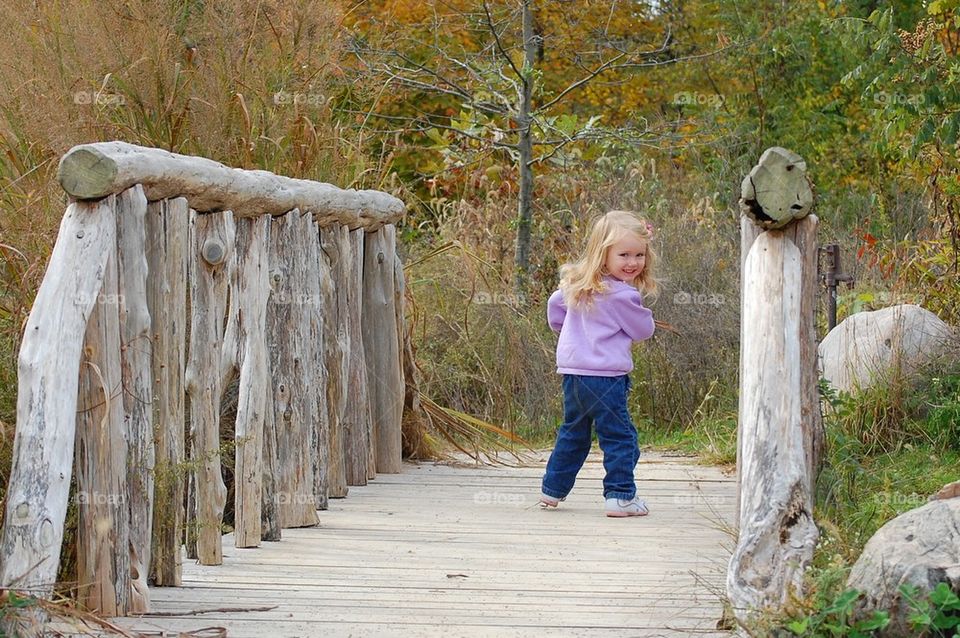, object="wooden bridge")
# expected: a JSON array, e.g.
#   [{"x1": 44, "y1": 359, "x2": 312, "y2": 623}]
[
  {"x1": 0, "y1": 143, "x2": 823, "y2": 636},
  {"x1": 115, "y1": 452, "x2": 735, "y2": 637}
]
